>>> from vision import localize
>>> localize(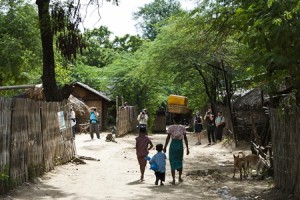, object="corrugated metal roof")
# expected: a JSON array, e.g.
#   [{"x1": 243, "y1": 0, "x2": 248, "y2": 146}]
[{"x1": 74, "y1": 82, "x2": 111, "y2": 102}]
